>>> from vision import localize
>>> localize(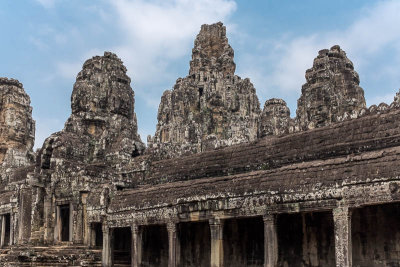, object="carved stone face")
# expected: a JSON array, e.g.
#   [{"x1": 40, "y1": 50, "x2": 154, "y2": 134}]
[
  {"x1": 55, "y1": 52, "x2": 145, "y2": 162},
  {"x1": 71, "y1": 54, "x2": 135, "y2": 120},
  {"x1": 260, "y1": 99, "x2": 290, "y2": 137},
  {"x1": 3, "y1": 107, "x2": 26, "y2": 142},
  {"x1": 0, "y1": 84, "x2": 33, "y2": 145},
  {"x1": 309, "y1": 104, "x2": 329, "y2": 128},
  {"x1": 0, "y1": 79, "x2": 34, "y2": 166},
  {"x1": 296, "y1": 45, "x2": 366, "y2": 130}
]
